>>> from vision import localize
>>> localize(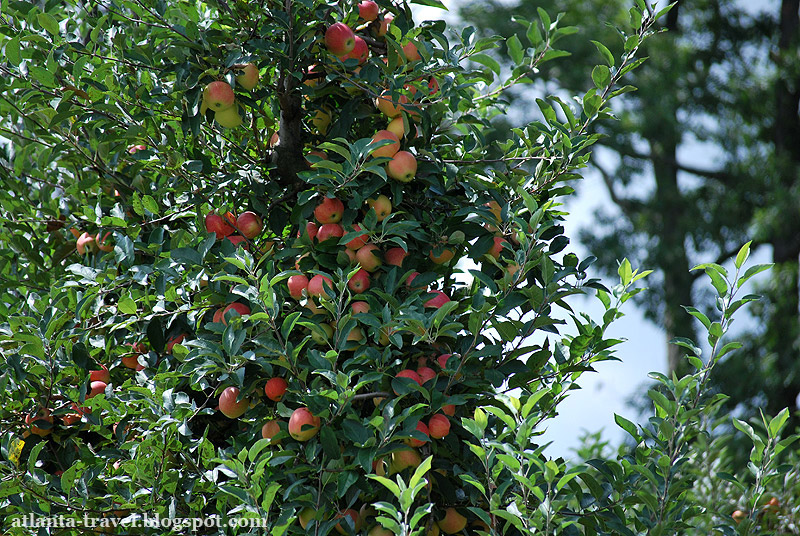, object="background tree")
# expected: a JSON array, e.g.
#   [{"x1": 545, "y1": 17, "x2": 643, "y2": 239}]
[{"x1": 459, "y1": 0, "x2": 800, "y2": 431}]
